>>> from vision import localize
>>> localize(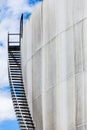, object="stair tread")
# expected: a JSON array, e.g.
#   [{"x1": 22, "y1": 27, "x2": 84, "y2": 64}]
[{"x1": 8, "y1": 47, "x2": 35, "y2": 129}]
